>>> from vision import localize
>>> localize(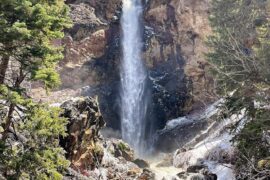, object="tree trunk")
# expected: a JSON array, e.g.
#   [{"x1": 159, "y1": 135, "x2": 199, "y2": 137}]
[
  {"x1": 1, "y1": 69, "x2": 25, "y2": 141},
  {"x1": 0, "y1": 55, "x2": 9, "y2": 84},
  {"x1": 1, "y1": 103, "x2": 15, "y2": 141}
]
